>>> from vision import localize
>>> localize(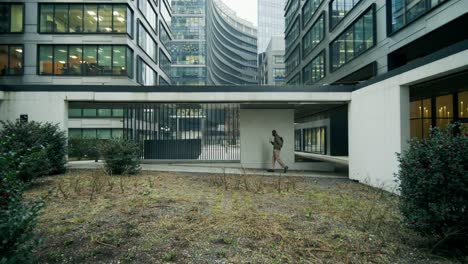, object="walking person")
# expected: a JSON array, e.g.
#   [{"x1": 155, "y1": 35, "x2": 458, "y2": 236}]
[{"x1": 267, "y1": 130, "x2": 288, "y2": 173}]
